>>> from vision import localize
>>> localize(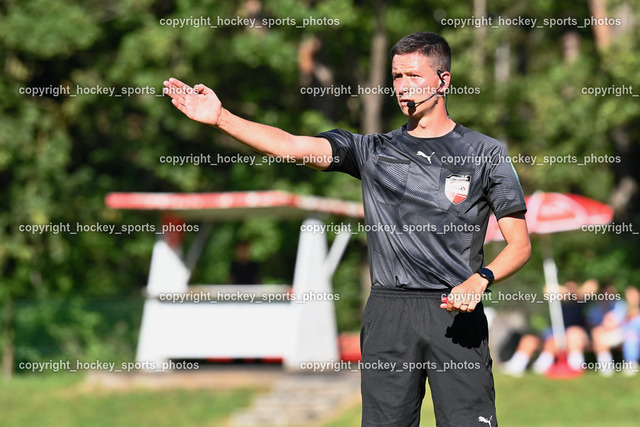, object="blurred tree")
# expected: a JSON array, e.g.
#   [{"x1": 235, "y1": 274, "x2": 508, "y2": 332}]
[{"x1": 1, "y1": 0, "x2": 639, "y2": 378}]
